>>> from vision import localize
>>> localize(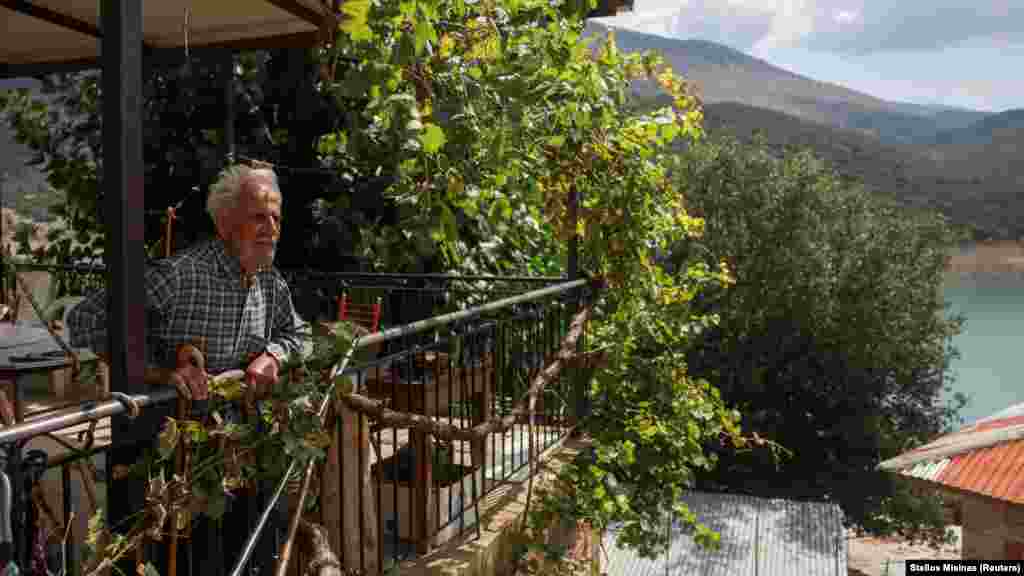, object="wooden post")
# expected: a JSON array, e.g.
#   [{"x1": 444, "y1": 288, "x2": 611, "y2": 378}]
[
  {"x1": 166, "y1": 395, "x2": 188, "y2": 576},
  {"x1": 319, "y1": 406, "x2": 341, "y2": 561},
  {"x1": 471, "y1": 355, "x2": 494, "y2": 470},
  {"x1": 339, "y1": 398, "x2": 378, "y2": 574},
  {"x1": 413, "y1": 431, "x2": 433, "y2": 554}
]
